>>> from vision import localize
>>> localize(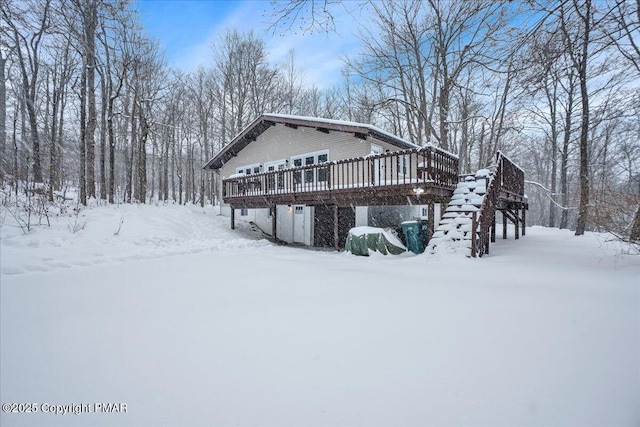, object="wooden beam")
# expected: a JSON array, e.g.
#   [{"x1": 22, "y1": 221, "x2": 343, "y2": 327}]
[
  {"x1": 271, "y1": 205, "x2": 277, "y2": 240},
  {"x1": 231, "y1": 207, "x2": 235, "y2": 230},
  {"x1": 503, "y1": 211, "x2": 508, "y2": 239},
  {"x1": 334, "y1": 205, "x2": 339, "y2": 251},
  {"x1": 427, "y1": 203, "x2": 435, "y2": 239},
  {"x1": 491, "y1": 214, "x2": 496, "y2": 243},
  {"x1": 316, "y1": 127, "x2": 330, "y2": 134},
  {"x1": 471, "y1": 211, "x2": 477, "y2": 257}
]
